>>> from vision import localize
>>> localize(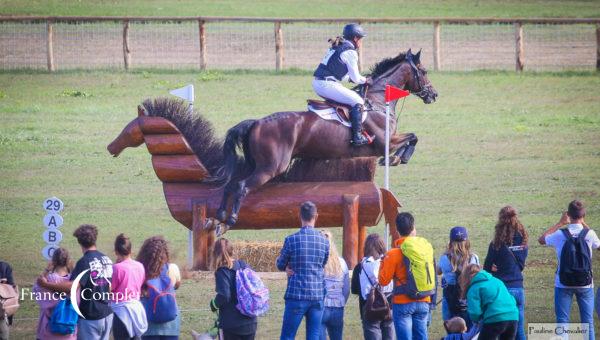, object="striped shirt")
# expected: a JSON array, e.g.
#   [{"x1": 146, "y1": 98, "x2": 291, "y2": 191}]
[{"x1": 276, "y1": 226, "x2": 330, "y2": 301}]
